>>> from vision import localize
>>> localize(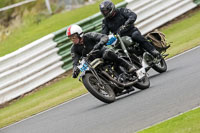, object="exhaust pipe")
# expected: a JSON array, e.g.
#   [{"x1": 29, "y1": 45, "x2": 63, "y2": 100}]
[{"x1": 102, "y1": 71, "x2": 138, "y2": 87}]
